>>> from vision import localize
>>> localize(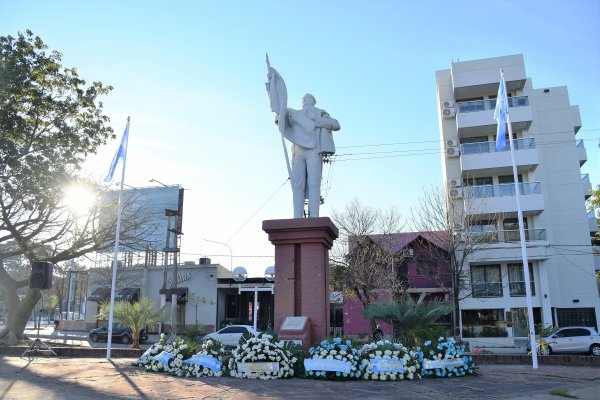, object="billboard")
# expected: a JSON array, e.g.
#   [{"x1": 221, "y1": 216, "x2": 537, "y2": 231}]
[{"x1": 100, "y1": 185, "x2": 184, "y2": 252}]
